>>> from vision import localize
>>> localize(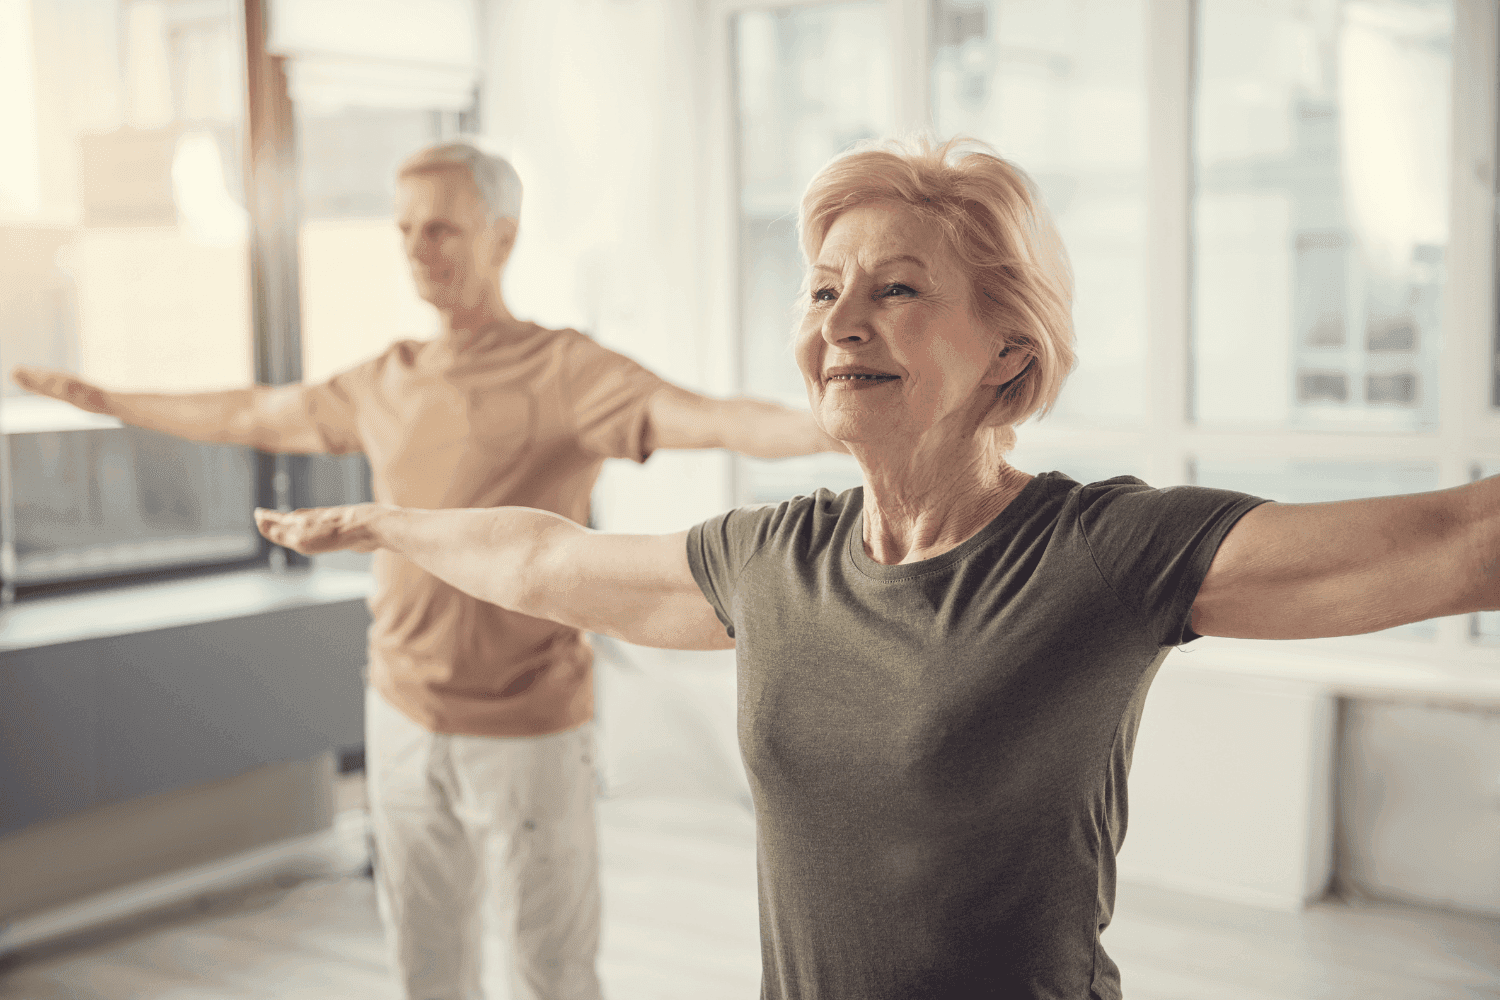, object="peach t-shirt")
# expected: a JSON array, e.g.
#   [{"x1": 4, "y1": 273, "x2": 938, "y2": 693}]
[{"x1": 298, "y1": 323, "x2": 666, "y2": 737}]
